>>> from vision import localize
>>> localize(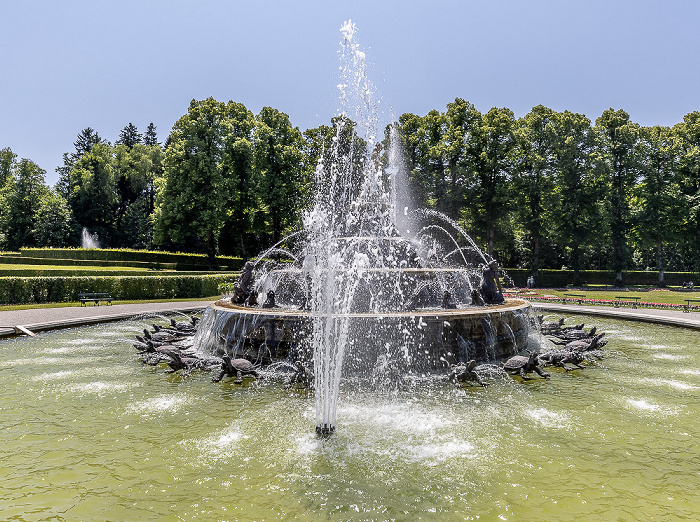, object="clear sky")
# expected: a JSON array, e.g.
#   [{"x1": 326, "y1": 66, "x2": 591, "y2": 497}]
[{"x1": 2, "y1": 0, "x2": 699, "y2": 186}]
